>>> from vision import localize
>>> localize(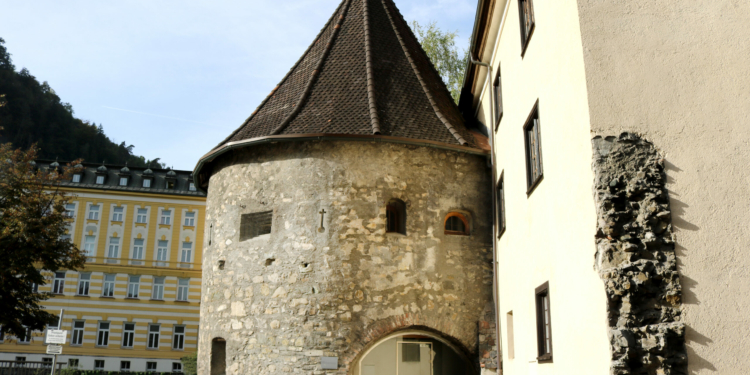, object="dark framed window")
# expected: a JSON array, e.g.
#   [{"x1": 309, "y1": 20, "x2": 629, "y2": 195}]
[
  {"x1": 518, "y1": 0, "x2": 535, "y2": 56},
  {"x1": 497, "y1": 173, "x2": 506, "y2": 237},
  {"x1": 239, "y1": 211, "x2": 273, "y2": 241},
  {"x1": 523, "y1": 101, "x2": 543, "y2": 193},
  {"x1": 444, "y1": 213, "x2": 469, "y2": 235},
  {"x1": 535, "y1": 282, "x2": 552, "y2": 362},
  {"x1": 386, "y1": 199, "x2": 406, "y2": 235},
  {"x1": 493, "y1": 65, "x2": 503, "y2": 129}
]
